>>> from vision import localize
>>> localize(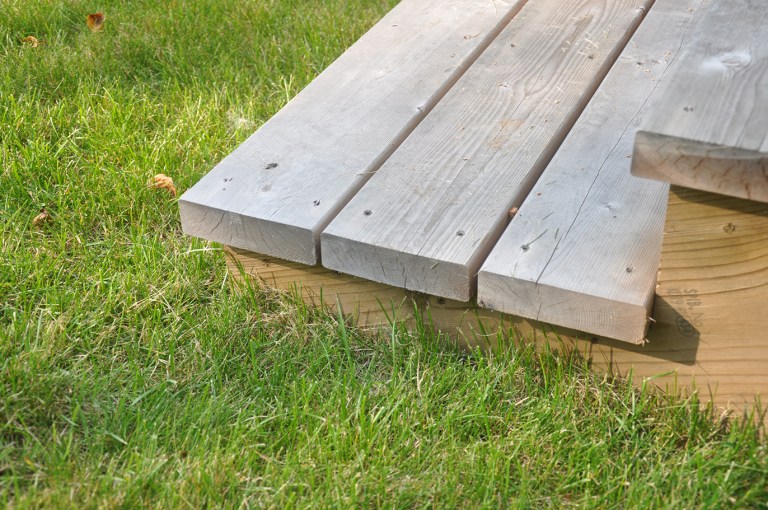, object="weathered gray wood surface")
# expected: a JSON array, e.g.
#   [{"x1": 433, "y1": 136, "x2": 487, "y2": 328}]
[
  {"x1": 632, "y1": 0, "x2": 768, "y2": 203},
  {"x1": 478, "y1": 0, "x2": 709, "y2": 344},
  {"x1": 322, "y1": 0, "x2": 652, "y2": 301},
  {"x1": 179, "y1": 0, "x2": 526, "y2": 265}
]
